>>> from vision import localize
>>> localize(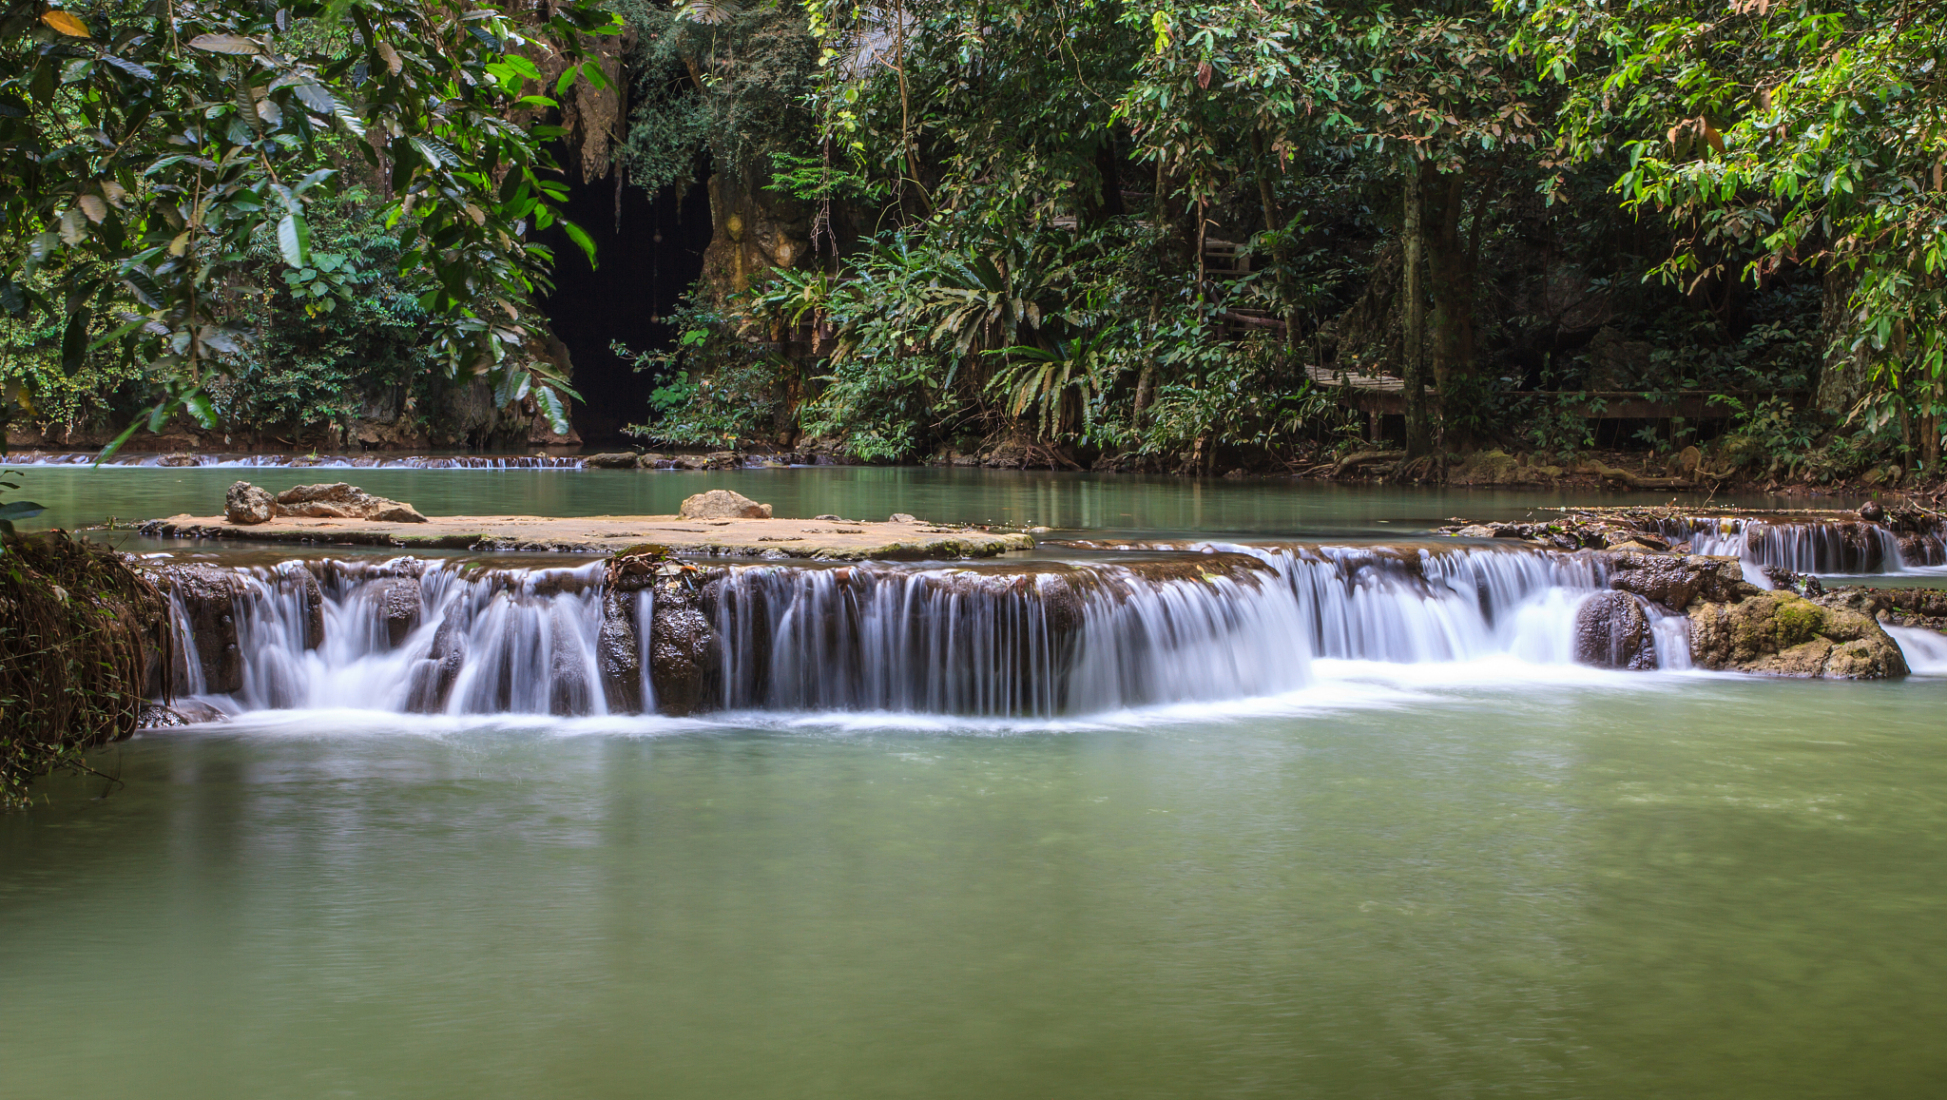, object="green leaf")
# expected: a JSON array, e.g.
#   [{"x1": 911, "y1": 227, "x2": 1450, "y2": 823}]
[
  {"x1": 184, "y1": 391, "x2": 218, "y2": 428},
  {"x1": 278, "y1": 213, "x2": 312, "y2": 267},
  {"x1": 60, "y1": 309, "x2": 91, "y2": 374},
  {"x1": 0, "y1": 501, "x2": 46, "y2": 522},
  {"x1": 188, "y1": 33, "x2": 259, "y2": 55},
  {"x1": 295, "y1": 168, "x2": 337, "y2": 195},
  {"x1": 410, "y1": 136, "x2": 461, "y2": 167},
  {"x1": 560, "y1": 218, "x2": 597, "y2": 268},
  {"x1": 95, "y1": 417, "x2": 149, "y2": 466},
  {"x1": 122, "y1": 269, "x2": 167, "y2": 309},
  {"x1": 536, "y1": 385, "x2": 571, "y2": 436}
]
